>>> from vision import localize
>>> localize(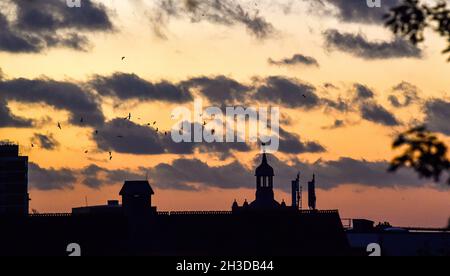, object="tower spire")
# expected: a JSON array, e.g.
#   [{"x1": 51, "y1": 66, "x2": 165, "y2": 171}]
[{"x1": 262, "y1": 151, "x2": 268, "y2": 164}]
